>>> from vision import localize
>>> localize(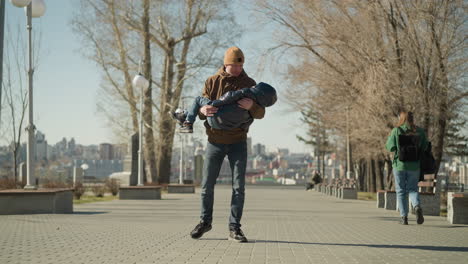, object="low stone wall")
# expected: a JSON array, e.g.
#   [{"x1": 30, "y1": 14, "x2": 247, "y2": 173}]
[
  {"x1": 167, "y1": 184, "x2": 195, "y2": 194},
  {"x1": 384, "y1": 191, "x2": 396, "y2": 210},
  {"x1": 414, "y1": 194, "x2": 440, "y2": 216},
  {"x1": 447, "y1": 192, "x2": 468, "y2": 224},
  {"x1": 0, "y1": 188, "x2": 73, "y2": 215},
  {"x1": 377, "y1": 191, "x2": 385, "y2": 208},
  {"x1": 119, "y1": 186, "x2": 161, "y2": 200},
  {"x1": 341, "y1": 188, "x2": 357, "y2": 199}
]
